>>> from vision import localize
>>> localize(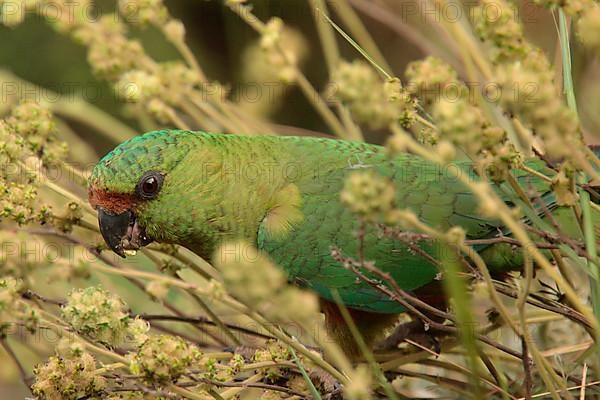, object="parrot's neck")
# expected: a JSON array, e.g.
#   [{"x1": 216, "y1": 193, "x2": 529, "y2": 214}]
[{"x1": 152, "y1": 134, "x2": 304, "y2": 261}]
